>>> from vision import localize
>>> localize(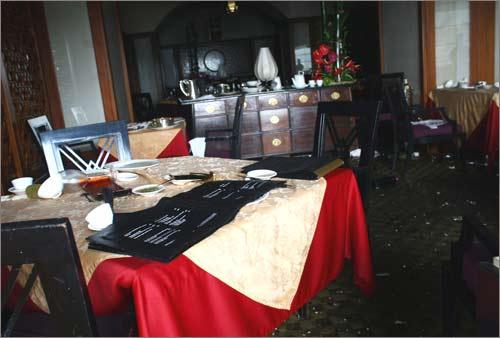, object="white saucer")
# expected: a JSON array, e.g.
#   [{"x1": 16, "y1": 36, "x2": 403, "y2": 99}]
[
  {"x1": 8, "y1": 187, "x2": 27, "y2": 196},
  {"x1": 246, "y1": 169, "x2": 277, "y2": 180},
  {"x1": 115, "y1": 172, "x2": 139, "y2": 182},
  {"x1": 132, "y1": 184, "x2": 165, "y2": 196}
]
